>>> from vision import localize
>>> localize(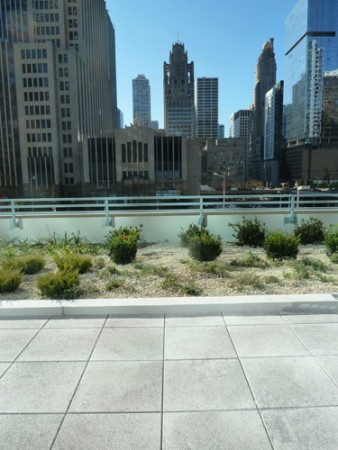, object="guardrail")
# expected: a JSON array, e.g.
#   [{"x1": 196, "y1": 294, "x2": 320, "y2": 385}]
[{"x1": 1, "y1": 192, "x2": 338, "y2": 242}]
